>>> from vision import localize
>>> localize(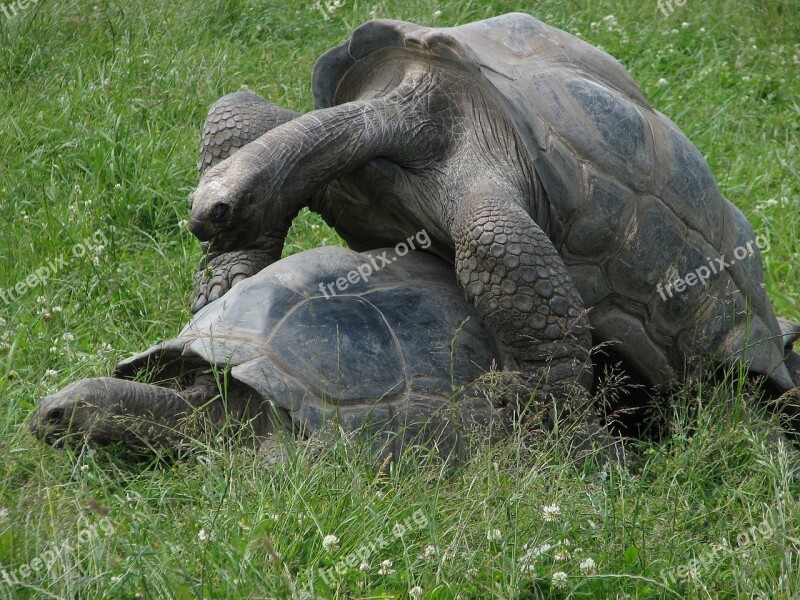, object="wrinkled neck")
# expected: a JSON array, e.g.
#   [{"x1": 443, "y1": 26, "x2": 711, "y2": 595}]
[{"x1": 243, "y1": 98, "x2": 404, "y2": 208}]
